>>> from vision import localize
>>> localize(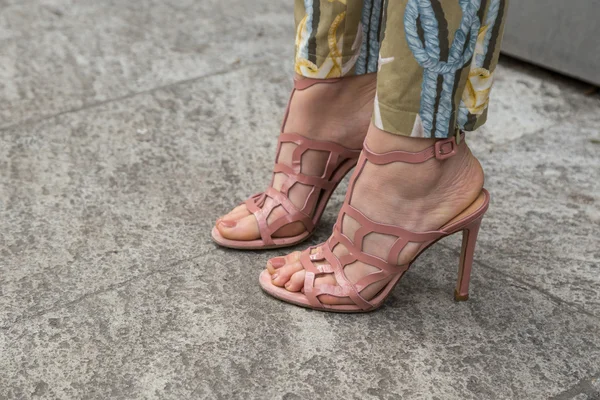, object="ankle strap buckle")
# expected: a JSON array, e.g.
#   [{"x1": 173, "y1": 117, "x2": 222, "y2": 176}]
[{"x1": 435, "y1": 136, "x2": 457, "y2": 160}]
